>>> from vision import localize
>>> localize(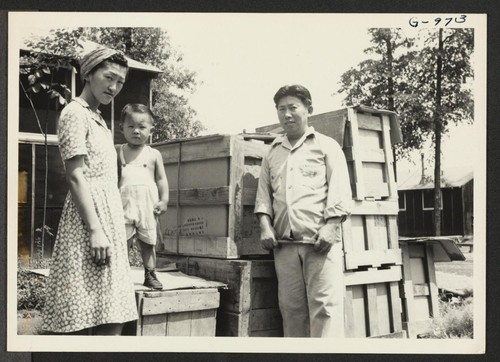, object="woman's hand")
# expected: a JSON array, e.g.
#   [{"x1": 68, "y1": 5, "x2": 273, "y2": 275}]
[{"x1": 89, "y1": 228, "x2": 112, "y2": 266}]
